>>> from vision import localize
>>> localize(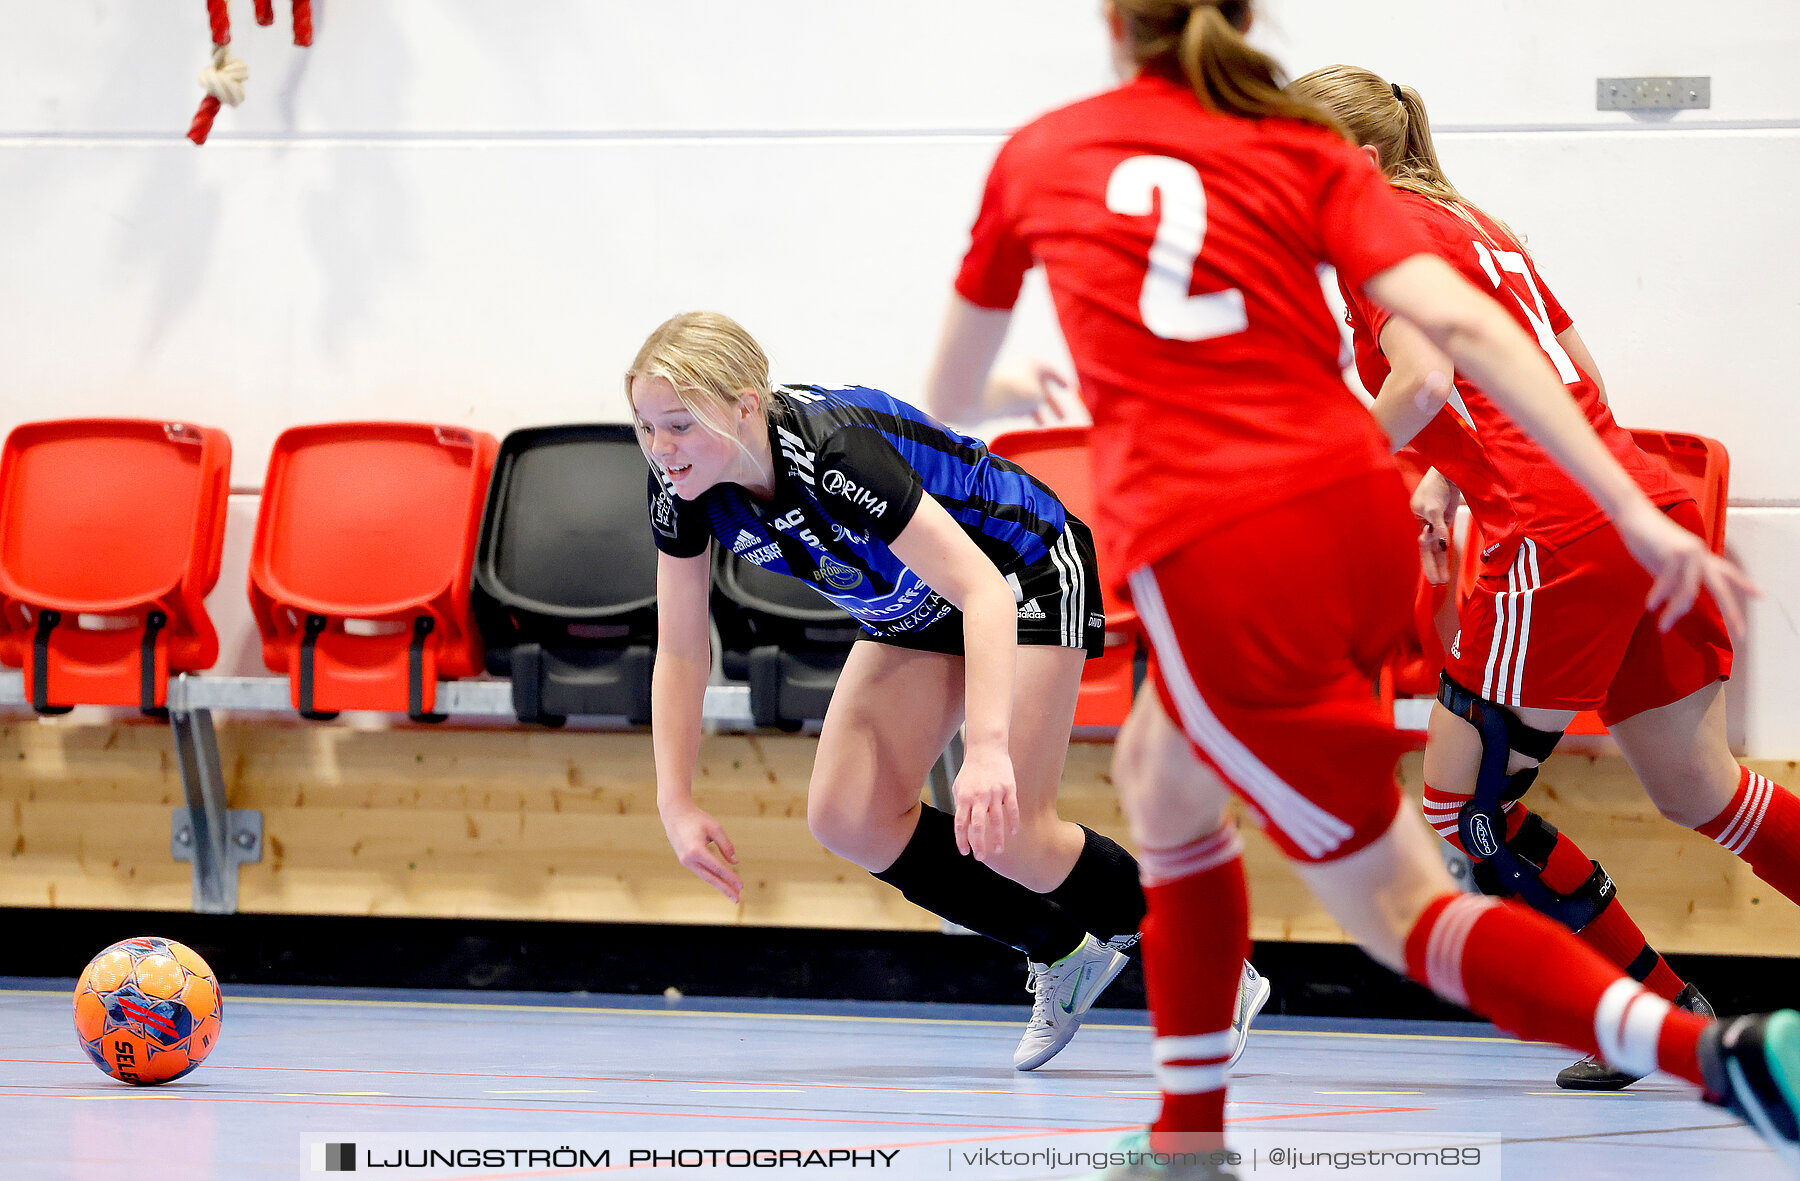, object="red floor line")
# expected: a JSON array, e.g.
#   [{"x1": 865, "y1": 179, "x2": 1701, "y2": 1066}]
[{"x1": 1228, "y1": 1106, "x2": 1434, "y2": 1123}]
